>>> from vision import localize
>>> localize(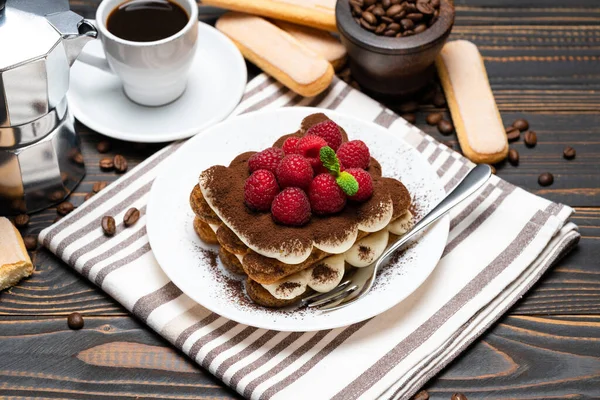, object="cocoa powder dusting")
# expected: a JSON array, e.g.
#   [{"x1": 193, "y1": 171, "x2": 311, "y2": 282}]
[
  {"x1": 311, "y1": 263, "x2": 338, "y2": 283},
  {"x1": 358, "y1": 245, "x2": 373, "y2": 261}
]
